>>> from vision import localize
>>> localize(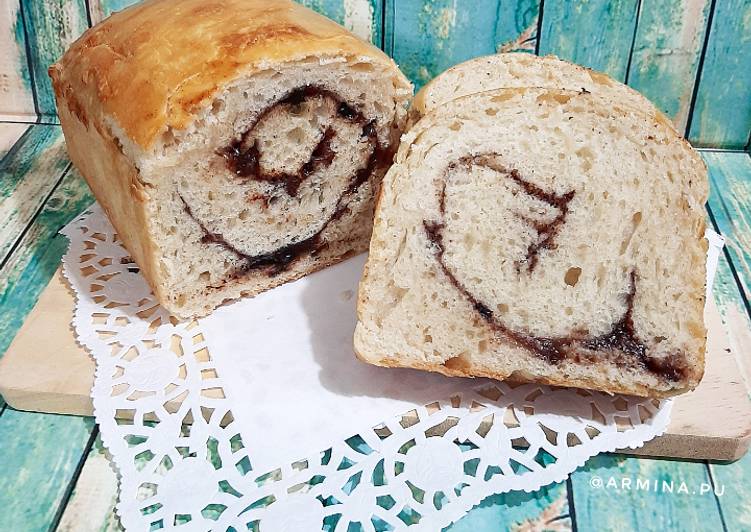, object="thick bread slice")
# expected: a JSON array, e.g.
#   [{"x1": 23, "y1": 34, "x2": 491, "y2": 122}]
[
  {"x1": 355, "y1": 87, "x2": 708, "y2": 398},
  {"x1": 49, "y1": 0, "x2": 412, "y2": 318},
  {"x1": 409, "y1": 53, "x2": 675, "y2": 132}
]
